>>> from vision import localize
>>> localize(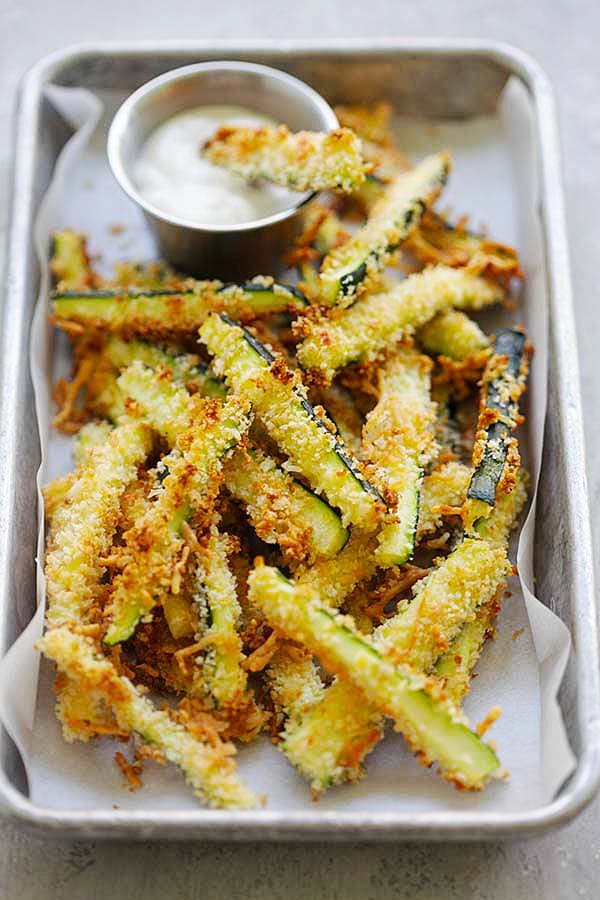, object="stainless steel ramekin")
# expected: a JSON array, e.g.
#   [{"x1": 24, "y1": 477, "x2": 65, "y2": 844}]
[{"x1": 107, "y1": 61, "x2": 338, "y2": 279}]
